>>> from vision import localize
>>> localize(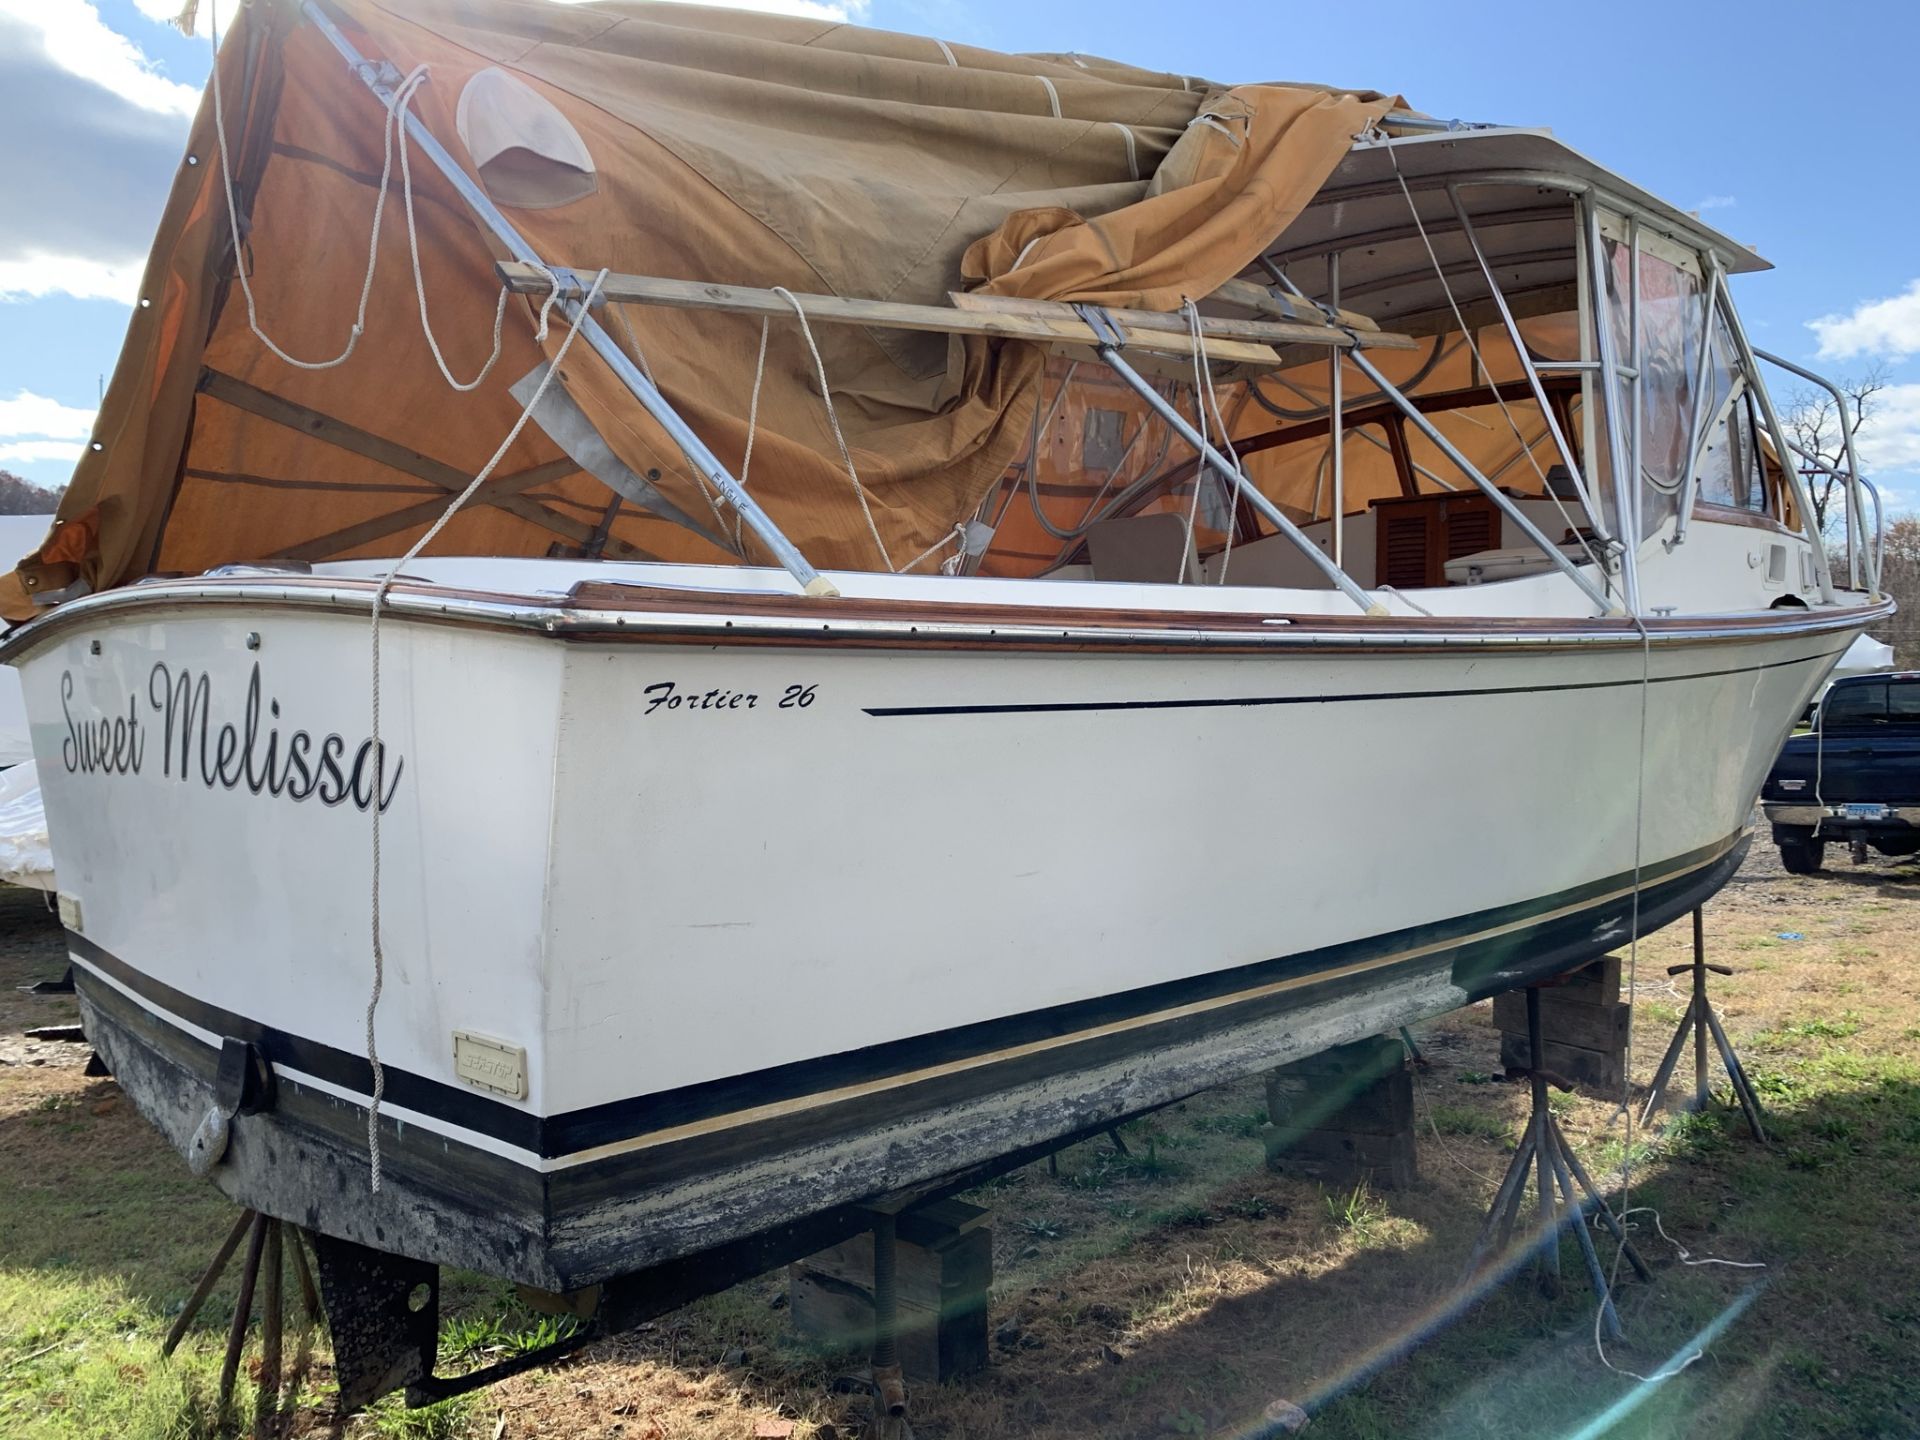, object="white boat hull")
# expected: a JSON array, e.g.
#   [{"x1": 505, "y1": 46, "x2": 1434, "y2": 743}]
[{"x1": 6, "y1": 566, "x2": 1874, "y2": 1285}]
